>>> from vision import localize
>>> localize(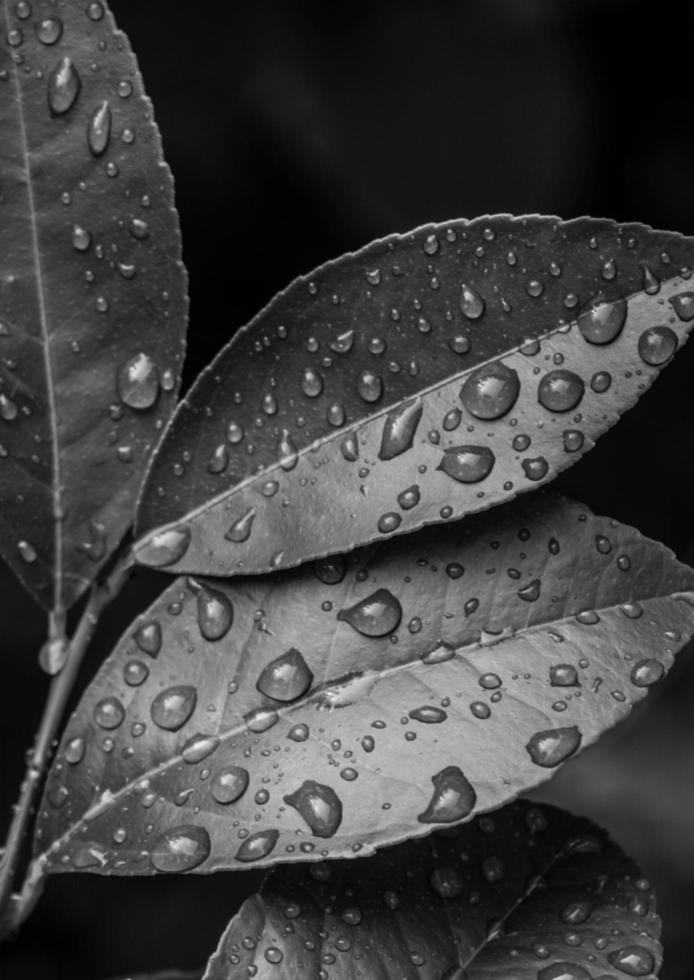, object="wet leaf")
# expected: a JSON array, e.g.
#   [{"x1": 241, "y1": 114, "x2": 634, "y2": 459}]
[
  {"x1": 135, "y1": 215, "x2": 692, "y2": 578},
  {"x1": 0, "y1": 1, "x2": 187, "y2": 611},
  {"x1": 37, "y1": 495, "x2": 694, "y2": 873},
  {"x1": 202, "y1": 802, "x2": 661, "y2": 980},
  {"x1": 106, "y1": 973, "x2": 200, "y2": 980}
]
